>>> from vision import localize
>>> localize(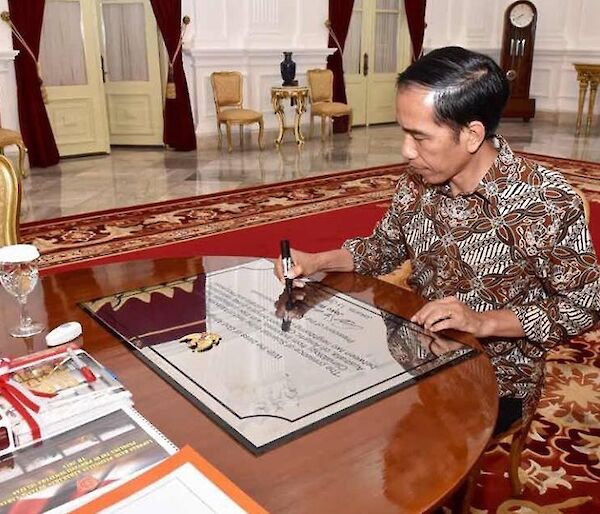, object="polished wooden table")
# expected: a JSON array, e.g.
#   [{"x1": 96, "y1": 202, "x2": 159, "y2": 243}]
[{"x1": 1, "y1": 256, "x2": 498, "y2": 513}]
